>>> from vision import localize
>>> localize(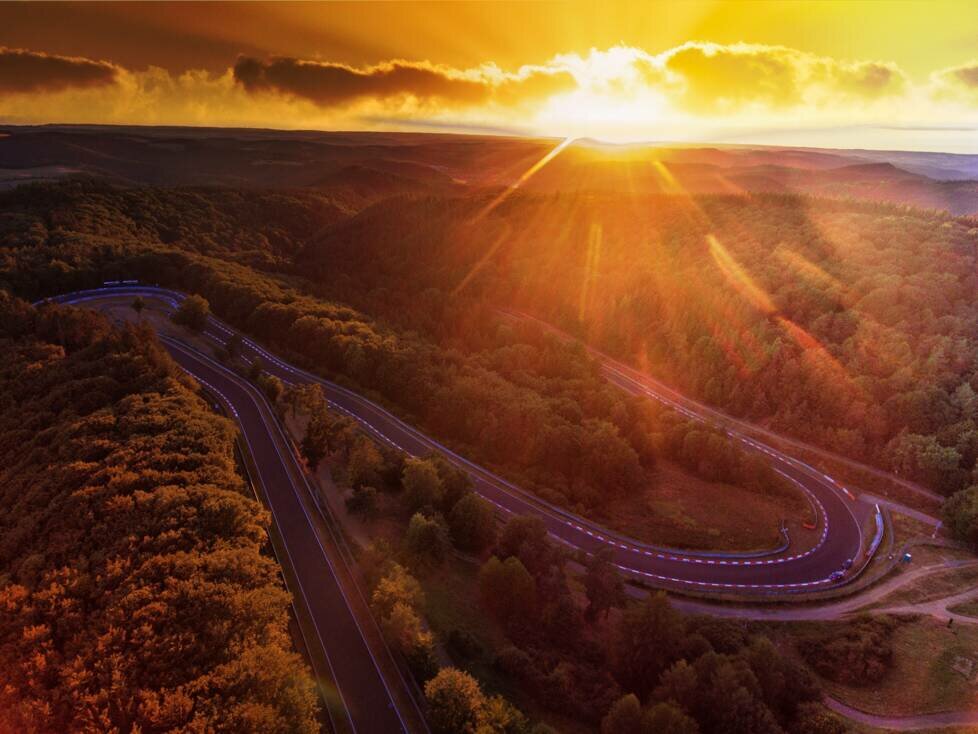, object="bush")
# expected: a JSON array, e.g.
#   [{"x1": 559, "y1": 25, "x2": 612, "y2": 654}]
[
  {"x1": 346, "y1": 484, "x2": 379, "y2": 517},
  {"x1": 171, "y1": 293, "x2": 209, "y2": 331},
  {"x1": 943, "y1": 485, "x2": 978, "y2": 548},
  {"x1": 447, "y1": 628, "x2": 484, "y2": 662},
  {"x1": 797, "y1": 616, "x2": 897, "y2": 686},
  {"x1": 479, "y1": 556, "x2": 536, "y2": 628}
]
